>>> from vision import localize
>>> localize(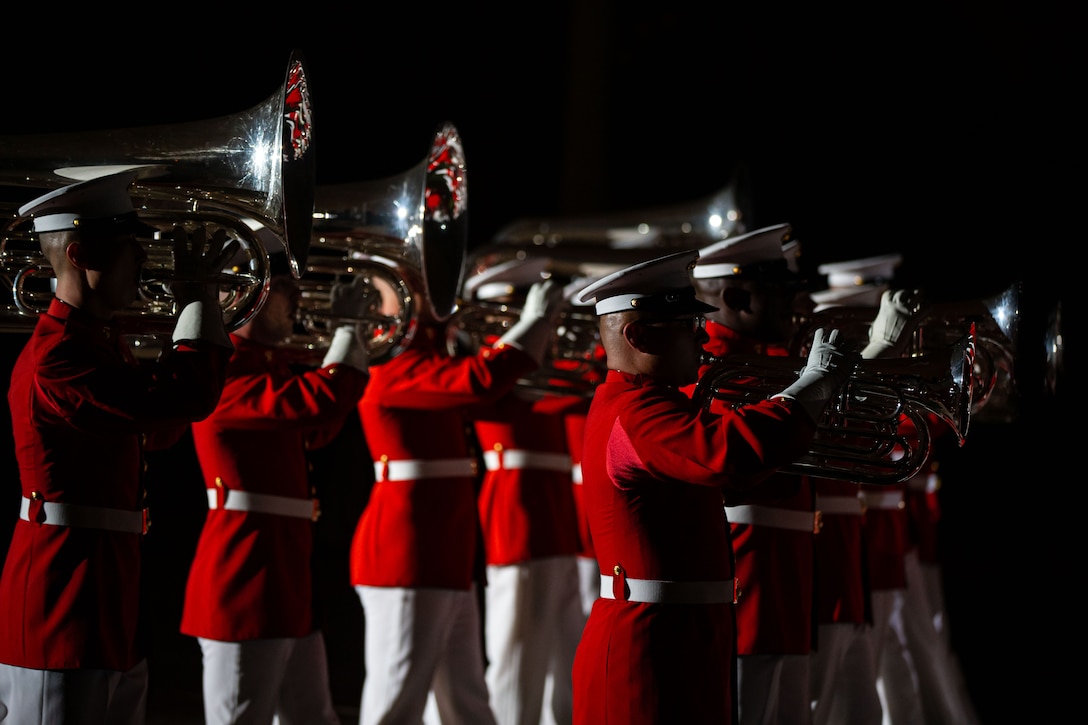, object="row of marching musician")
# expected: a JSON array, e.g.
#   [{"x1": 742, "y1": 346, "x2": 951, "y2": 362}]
[
  {"x1": 0, "y1": 52, "x2": 1034, "y2": 724},
  {"x1": 439, "y1": 225, "x2": 989, "y2": 725}
]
